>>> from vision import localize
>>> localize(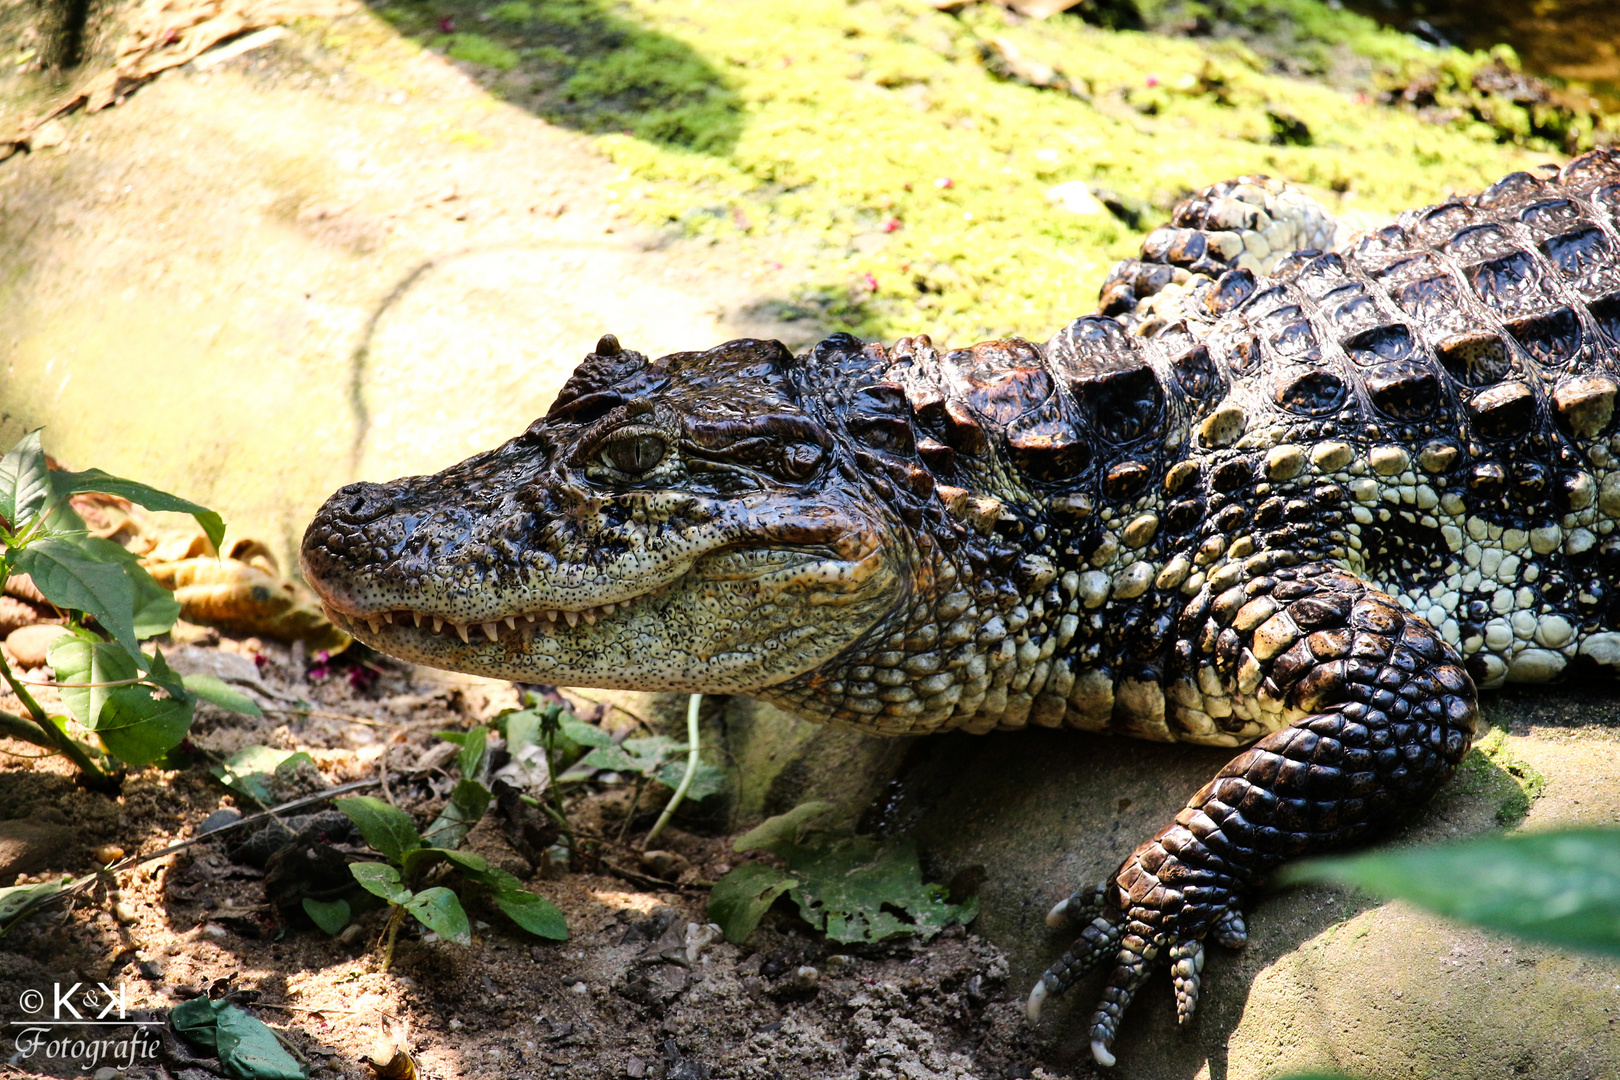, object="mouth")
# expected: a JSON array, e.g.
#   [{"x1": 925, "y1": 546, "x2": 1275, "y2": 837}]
[
  {"x1": 321, "y1": 581, "x2": 678, "y2": 646},
  {"x1": 317, "y1": 545, "x2": 839, "y2": 647}
]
